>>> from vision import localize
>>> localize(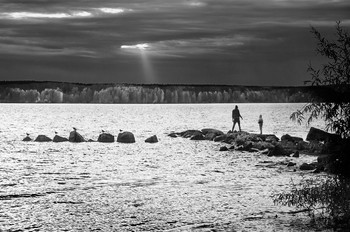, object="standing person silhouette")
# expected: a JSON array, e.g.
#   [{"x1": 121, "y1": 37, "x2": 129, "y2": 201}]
[
  {"x1": 258, "y1": 114, "x2": 263, "y2": 134},
  {"x1": 232, "y1": 105, "x2": 243, "y2": 132}
]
